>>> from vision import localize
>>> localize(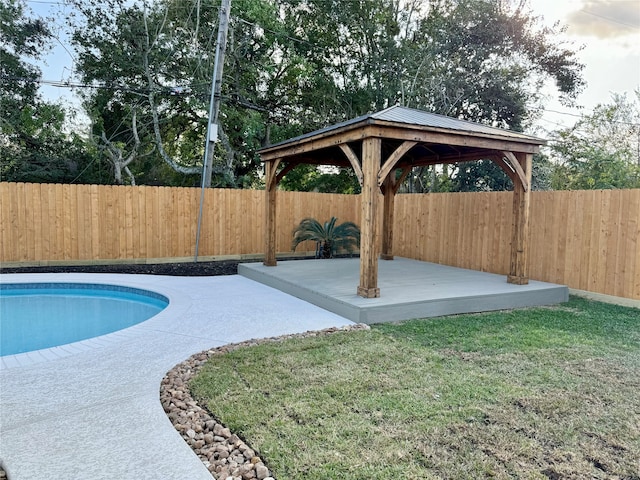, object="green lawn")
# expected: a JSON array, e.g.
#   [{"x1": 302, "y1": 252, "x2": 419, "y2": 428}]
[{"x1": 190, "y1": 297, "x2": 640, "y2": 479}]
